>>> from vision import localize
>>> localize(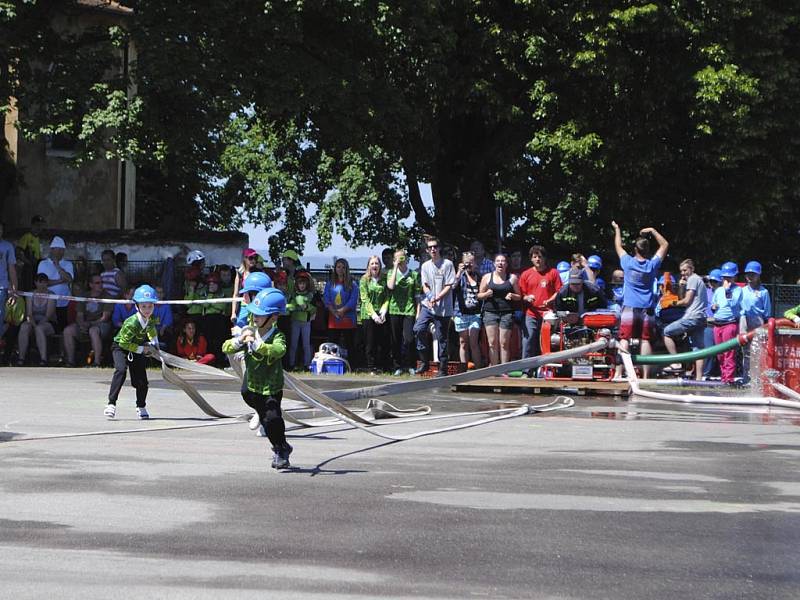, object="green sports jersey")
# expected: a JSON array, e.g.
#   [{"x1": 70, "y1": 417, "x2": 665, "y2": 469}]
[
  {"x1": 359, "y1": 274, "x2": 389, "y2": 320},
  {"x1": 114, "y1": 313, "x2": 160, "y2": 353},
  {"x1": 386, "y1": 268, "x2": 420, "y2": 316},
  {"x1": 222, "y1": 328, "x2": 286, "y2": 396}
]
